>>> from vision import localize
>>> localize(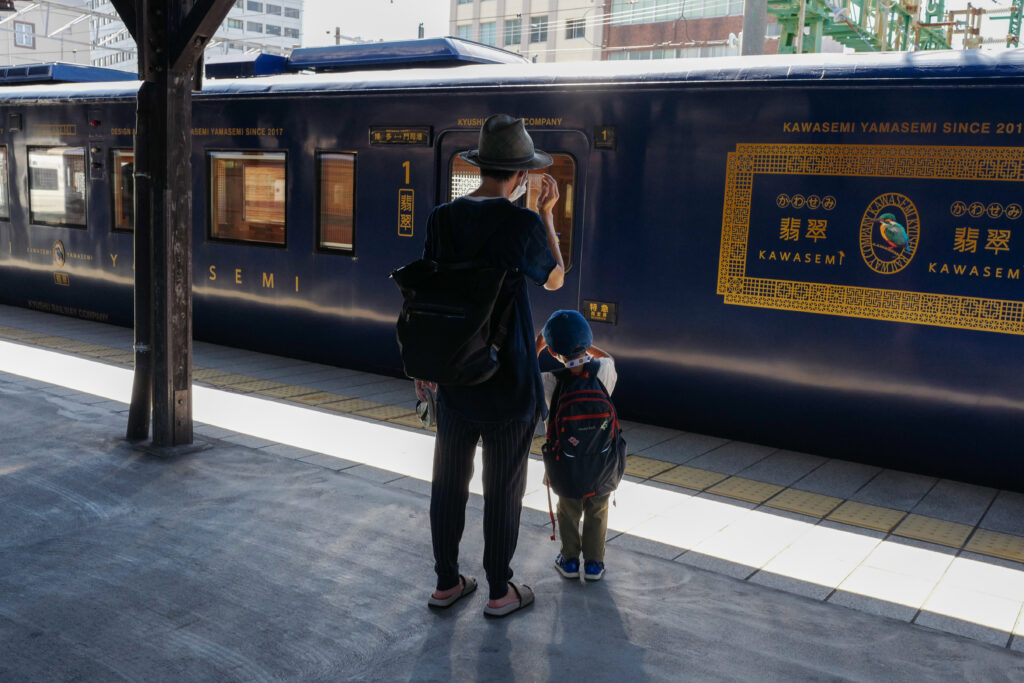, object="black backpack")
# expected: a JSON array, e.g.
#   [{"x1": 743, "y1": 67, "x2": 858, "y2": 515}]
[
  {"x1": 390, "y1": 205, "x2": 514, "y2": 386},
  {"x1": 542, "y1": 362, "x2": 627, "y2": 499}
]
